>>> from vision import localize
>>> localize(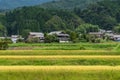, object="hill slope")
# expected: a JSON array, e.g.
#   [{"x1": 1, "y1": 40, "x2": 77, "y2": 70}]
[
  {"x1": 1, "y1": 0, "x2": 120, "y2": 36},
  {"x1": 40, "y1": 0, "x2": 103, "y2": 10},
  {"x1": 0, "y1": 0, "x2": 53, "y2": 9}
]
